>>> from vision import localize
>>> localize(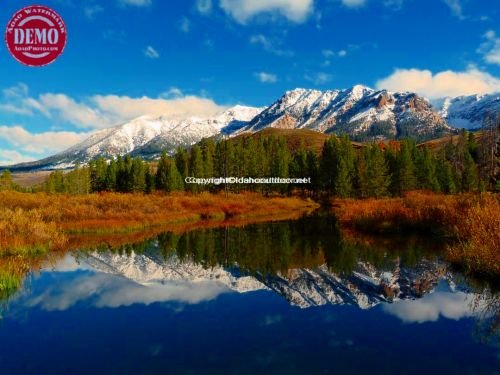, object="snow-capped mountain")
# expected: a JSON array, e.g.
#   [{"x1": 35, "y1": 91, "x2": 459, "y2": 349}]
[
  {"x1": 435, "y1": 93, "x2": 500, "y2": 129},
  {"x1": 3, "y1": 86, "x2": 498, "y2": 171},
  {"x1": 82, "y1": 248, "x2": 448, "y2": 309},
  {"x1": 6, "y1": 105, "x2": 262, "y2": 171},
  {"x1": 240, "y1": 86, "x2": 452, "y2": 140}
]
